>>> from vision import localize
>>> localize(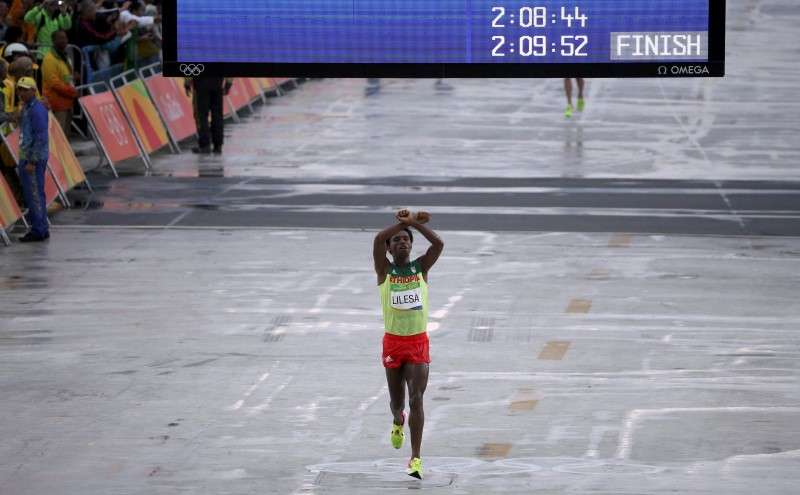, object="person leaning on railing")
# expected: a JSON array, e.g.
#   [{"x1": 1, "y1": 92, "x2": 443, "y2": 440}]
[
  {"x1": 73, "y1": 0, "x2": 132, "y2": 71},
  {"x1": 119, "y1": 0, "x2": 158, "y2": 67}
]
